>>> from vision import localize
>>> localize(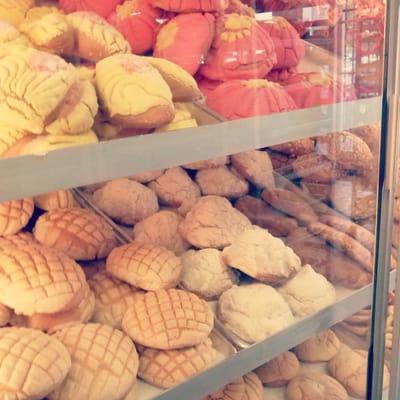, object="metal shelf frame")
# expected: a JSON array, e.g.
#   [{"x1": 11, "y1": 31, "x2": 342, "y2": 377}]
[
  {"x1": 0, "y1": 96, "x2": 381, "y2": 202},
  {"x1": 152, "y1": 270, "x2": 396, "y2": 400}
]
